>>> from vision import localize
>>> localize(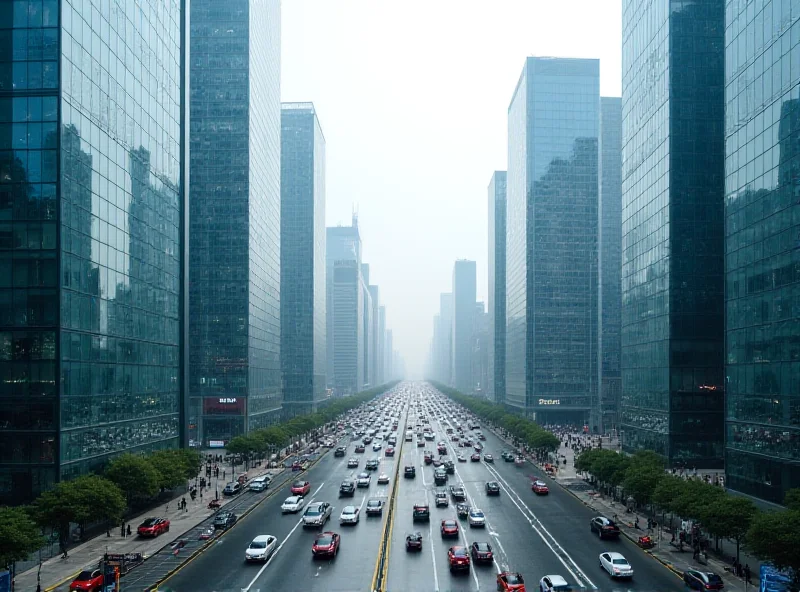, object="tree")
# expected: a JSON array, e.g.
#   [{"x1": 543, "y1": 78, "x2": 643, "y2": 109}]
[
  {"x1": 747, "y1": 509, "x2": 800, "y2": 574},
  {"x1": 670, "y1": 479, "x2": 724, "y2": 521},
  {"x1": 701, "y1": 496, "x2": 757, "y2": 562},
  {"x1": 621, "y1": 465, "x2": 663, "y2": 507},
  {"x1": 0, "y1": 506, "x2": 45, "y2": 570},
  {"x1": 148, "y1": 450, "x2": 188, "y2": 490},
  {"x1": 105, "y1": 453, "x2": 160, "y2": 505},
  {"x1": 784, "y1": 488, "x2": 800, "y2": 511},
  {"x1": 652, "y1": 475, "x2": 687, "y2": 511}
]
